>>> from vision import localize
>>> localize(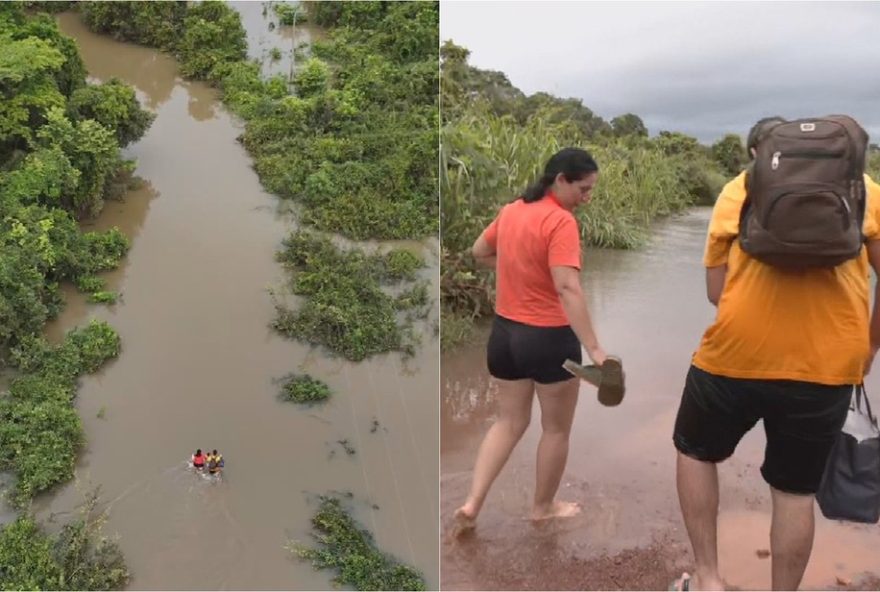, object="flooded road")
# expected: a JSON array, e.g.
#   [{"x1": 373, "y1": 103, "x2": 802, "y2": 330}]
[
  {"x1": 441, "y1": 208, "x2": 880, "y2": 590},
  {"x1": 41, "y1": 10, "x2": 438, "y2": 590}
]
